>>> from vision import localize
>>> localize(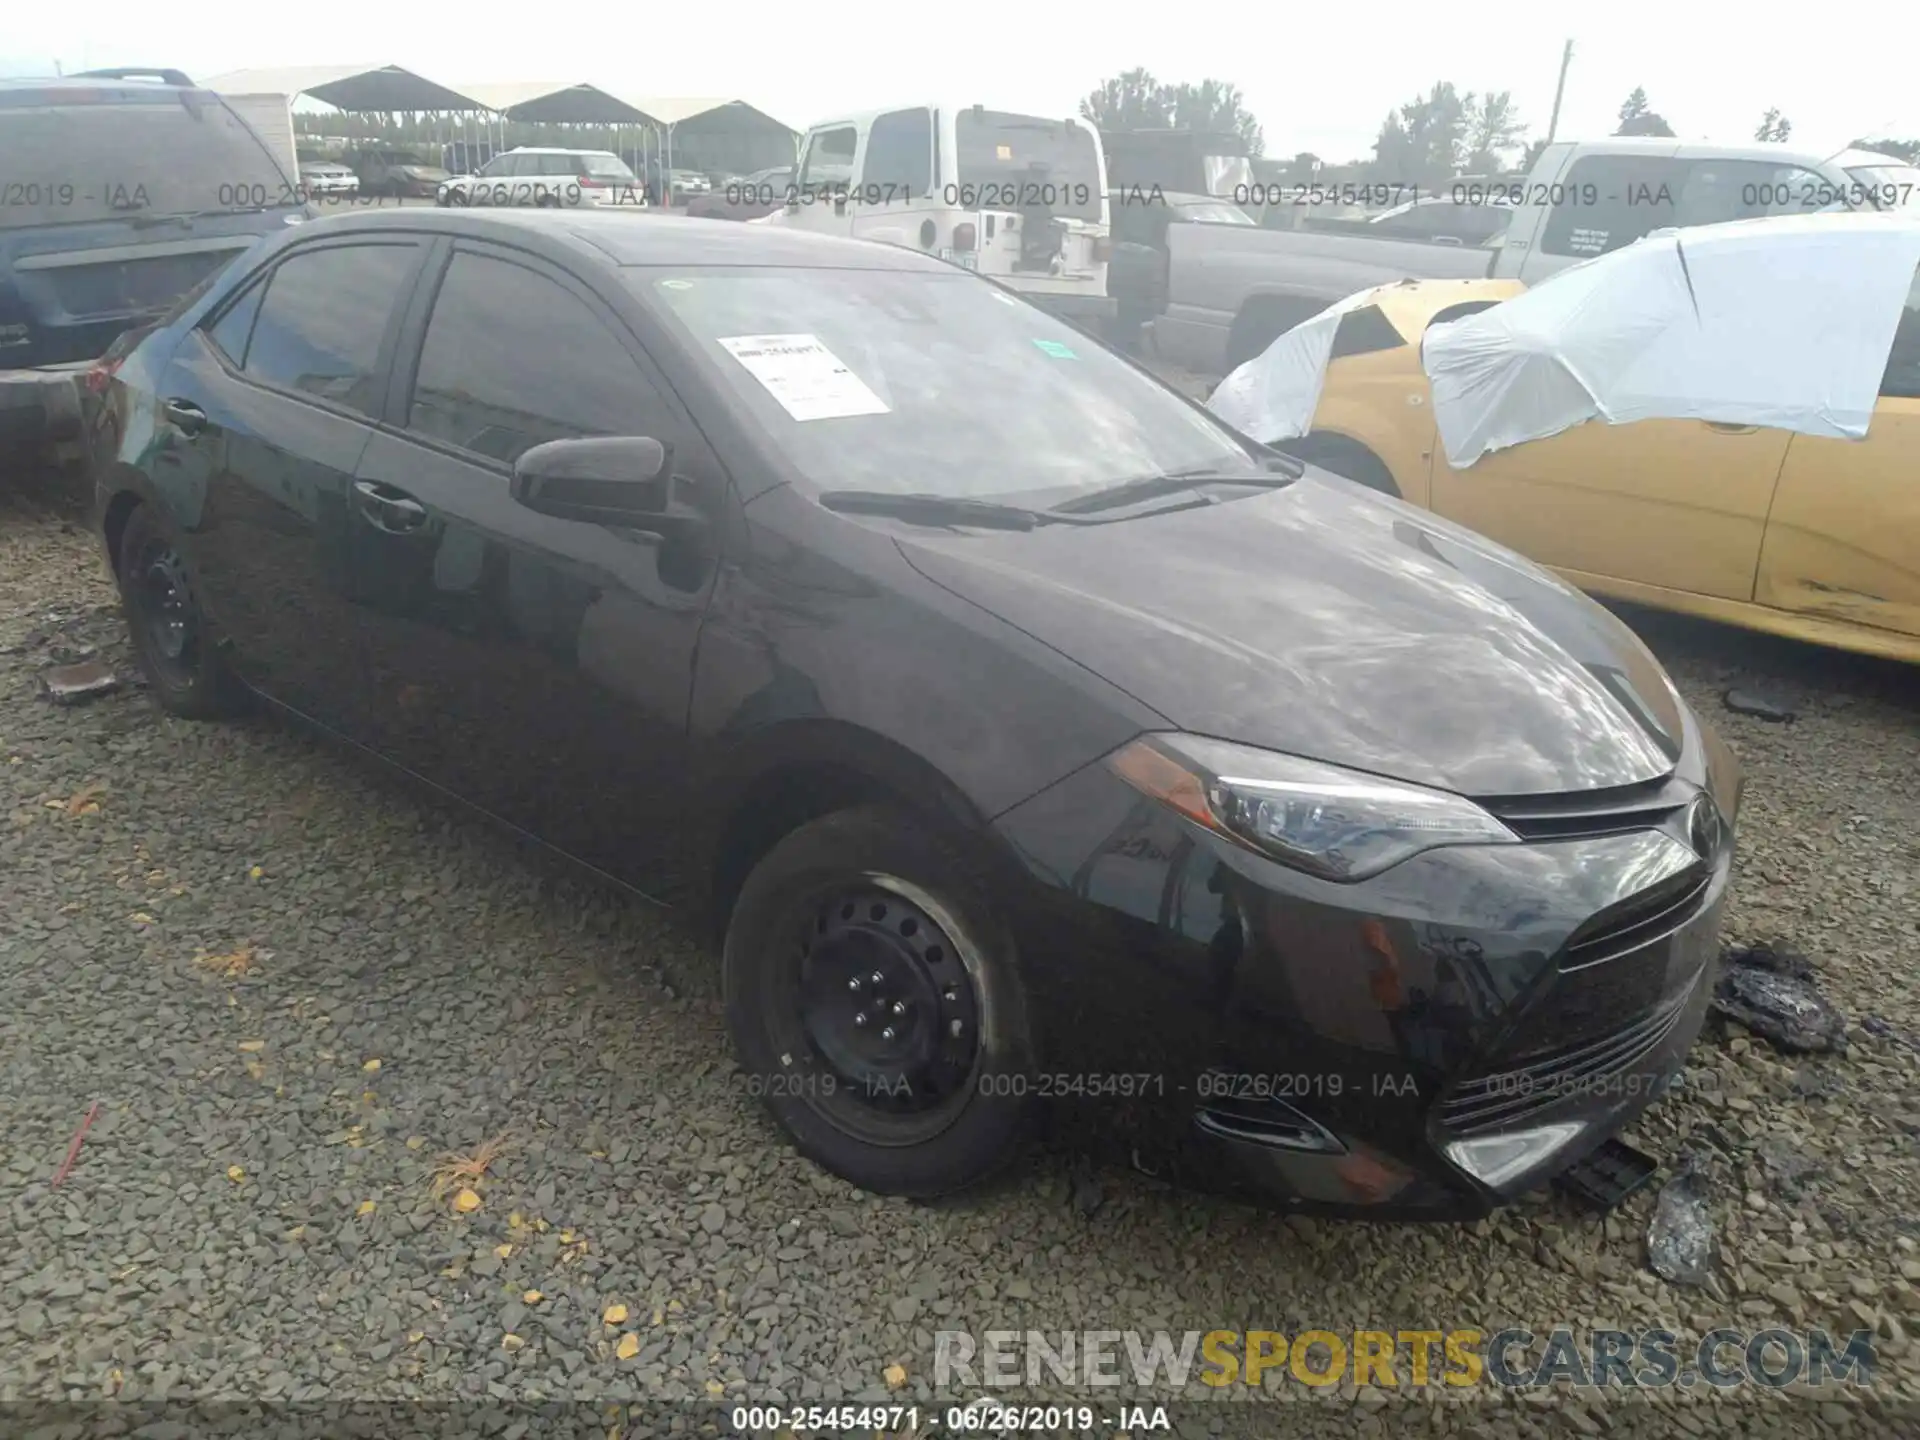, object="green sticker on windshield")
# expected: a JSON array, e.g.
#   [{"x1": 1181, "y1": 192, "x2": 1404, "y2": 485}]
[{"x1": 1032, "y1": 339, "x2": 1078, "y2": 359}]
